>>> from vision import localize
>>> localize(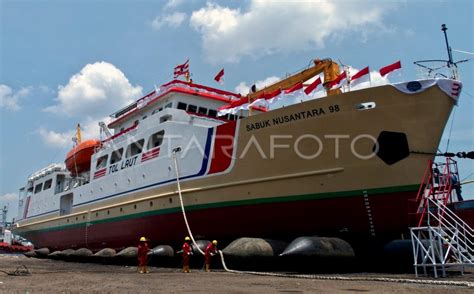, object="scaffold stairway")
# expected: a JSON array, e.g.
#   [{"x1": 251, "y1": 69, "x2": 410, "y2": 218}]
[{"x1": 410, "y1": 159, "x2": 473, "y2": 278}]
